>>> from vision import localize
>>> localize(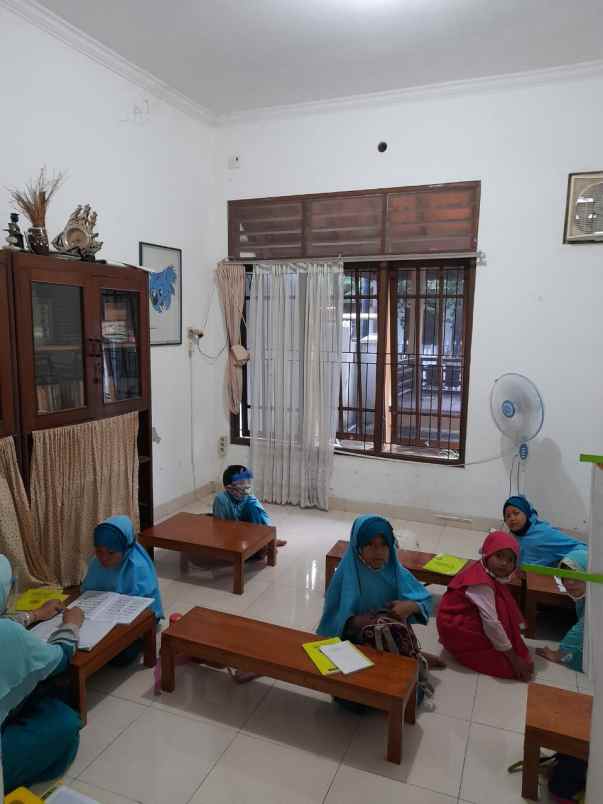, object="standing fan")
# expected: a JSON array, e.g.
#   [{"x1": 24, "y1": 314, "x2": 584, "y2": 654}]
[{"x1": 490, "y1": 373, "x2": 545, "y2": 462}]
